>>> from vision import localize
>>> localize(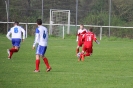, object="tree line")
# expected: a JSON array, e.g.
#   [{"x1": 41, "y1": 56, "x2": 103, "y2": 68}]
[{"x1": 0, "y1": 0, "x2": 133, "y2": 38}]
